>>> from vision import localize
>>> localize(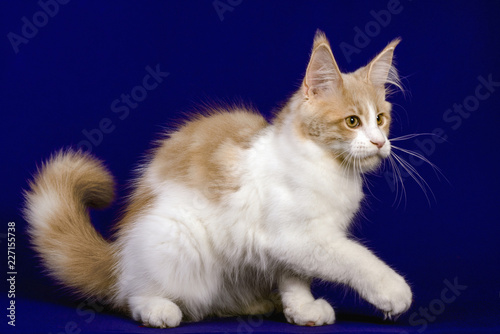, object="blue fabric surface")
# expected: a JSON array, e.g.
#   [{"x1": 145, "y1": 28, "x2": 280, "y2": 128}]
[
  {"x1": 2, "y1": 1, "x2": 500, "y2": 333},
  {"x1": 4, "y1": 295, "x2": 500, "y2": 334}
]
